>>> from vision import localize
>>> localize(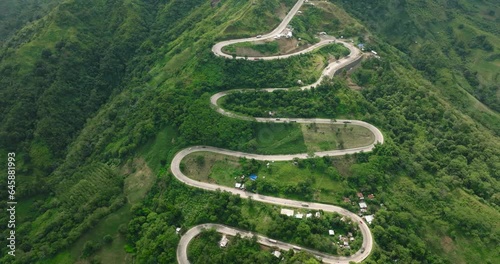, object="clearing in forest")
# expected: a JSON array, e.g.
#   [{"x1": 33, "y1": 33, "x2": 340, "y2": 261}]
[{"x1": 301, "y1": 123, "x2": 375, "y2": 152}]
